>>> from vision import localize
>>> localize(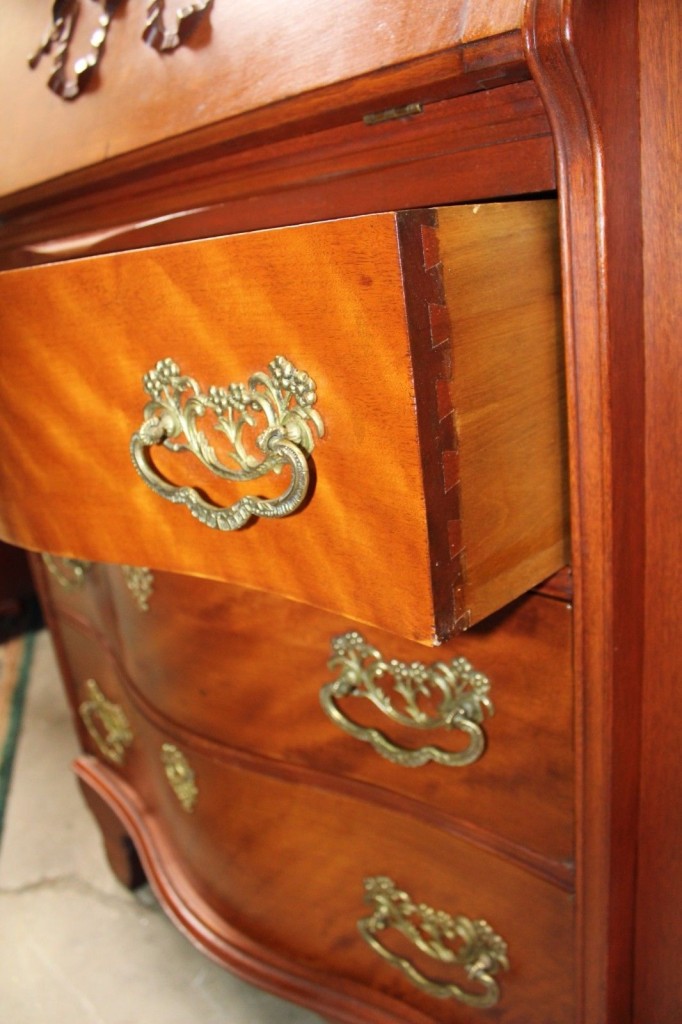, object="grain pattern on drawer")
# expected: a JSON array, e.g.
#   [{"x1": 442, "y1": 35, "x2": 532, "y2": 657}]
[
  {"x1": 116, "y1": 732, "x2": 575, "y2": 1024},
  {"x1": 109, "y1": 570, "x2": 573, "y2": 868},
  {"x1": 0, "y1": 202, "x2": 566, "y2": 641}
]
